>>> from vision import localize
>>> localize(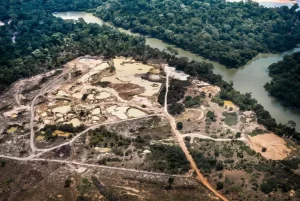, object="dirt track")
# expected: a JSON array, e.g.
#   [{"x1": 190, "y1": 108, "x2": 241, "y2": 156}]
[{"x1": 163, "y1": 66, "x2": 228, "y2": 201}]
